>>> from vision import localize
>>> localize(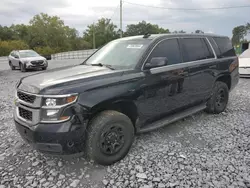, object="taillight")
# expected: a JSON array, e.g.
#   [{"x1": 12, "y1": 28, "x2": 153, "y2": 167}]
[{"x1": 229, "y1": 57, "x2": 239, "y2": 72}]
